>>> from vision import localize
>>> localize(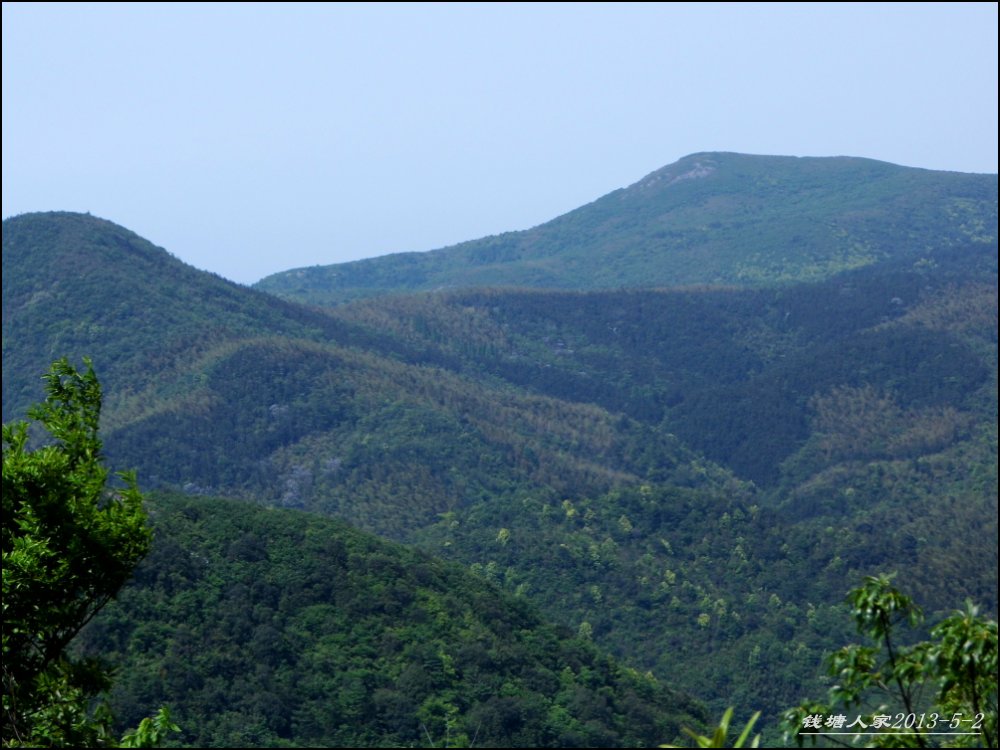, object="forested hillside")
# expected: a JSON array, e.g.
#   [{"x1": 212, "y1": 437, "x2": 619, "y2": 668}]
[
  {"x1": 2, "y1": 212, "x2": 360, "y2": 417},
  {"x1": 3, "y1": 164, "x2": 997, "y2": 745},
  {"x1": 256, "y1": 152, "x2": 998, "y2": 305},
  {"x1": 328, "y1": 239, "x2": 996, "y2": 486},
  {"x1": 2, "y1": 212, "x2": 723, "y2": 538},
  {"x1": 77, "y1": 493, "x2": 703, "y2": 747}
]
